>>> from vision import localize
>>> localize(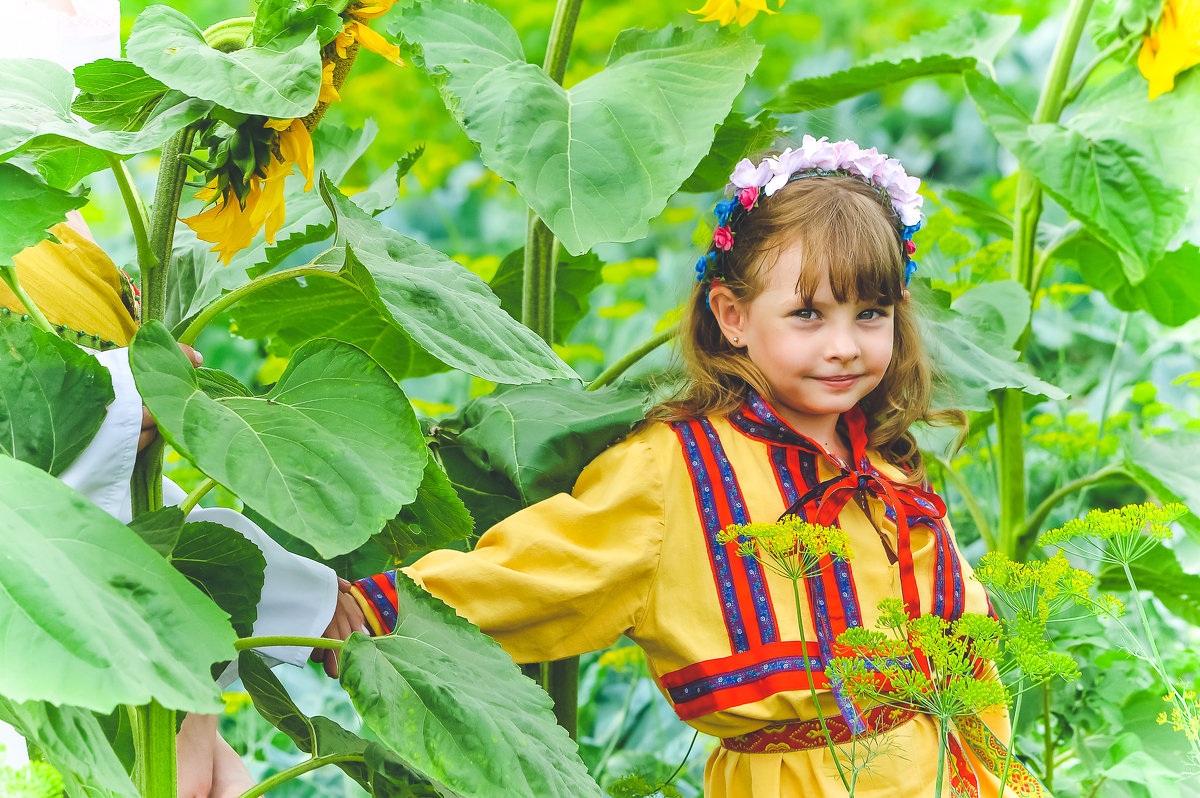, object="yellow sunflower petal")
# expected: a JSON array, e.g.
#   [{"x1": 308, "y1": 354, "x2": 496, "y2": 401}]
[
  {"x1": 348, "y1": 1, "x2": 397, "y2": 19},
  {"x1": 347, "y1": 20, "x2": 403, "y2": 65},
  {"x1": 181, "y1": 194, "x2": 258, "y2": 265},
  {"x1": 1139, "y1": 0, "x2": 1200, "y2": 100},
  {"x1": 277, "y1": 119, "x2": 315, "y2": 192},
  {"x1": 264, "y1": 118, "x2": 293, "y2": 131},
  {"x1": 689, "y1": 0, "x2": 739, "y2": 25},
  {"x1": 319, "y1": 61, "x2": 342, "y2": 103},
  {"x1": 250, "y1": 169, "x2": 289, "y2": 245},
  {"x1": 336, "y1": 27, "x2": 356, "y2": 59}
]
